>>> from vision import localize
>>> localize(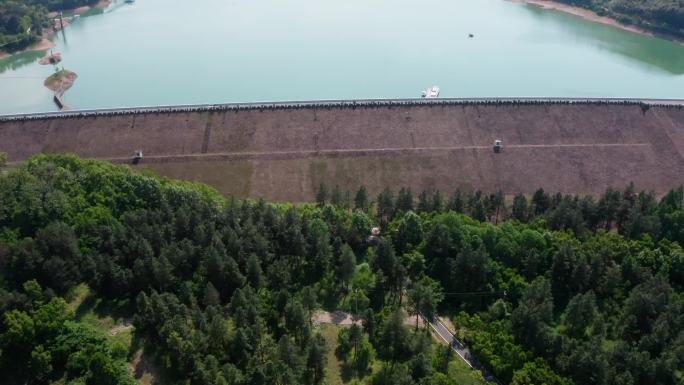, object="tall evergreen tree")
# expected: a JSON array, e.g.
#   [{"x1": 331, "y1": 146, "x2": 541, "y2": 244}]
[
  {"x1": 204, "y1": 281, "x2": 221, "y2": 307},
  {"x1": 431, "y1": 190, "x2": 444, "y2": 213},
  {"x1": 306, "y1": 334, "x2": 328, "y2": 385},
  {"x1": 512, "y1": 193, "x2": 529, "y2": 222},
  {"x1": 449, "y1": 189, "x2": 465, "y2": 213},
  {"x1": 396, "y1": 187, "x2": 414, "y2": 213},
  {"x1": 315, "y1": 182, "x2": 328, "y2": 207},
  {"x1": 354, "y1": 186, "x2": 370, "y2": 211},
  {"x1": 337, "y1": 244, "x2": 357, "y2": 292},
  {"x1": 331, "y1": 185, "x2": 344, "y2": 207},
  {"x1": 377, "y1": 187, "x2": 395, "y2": 226},
  {"x1": 246, "y1": 254, "x2": 264, "y2": 290},
  {"x1": 532, "y1": 188, "x2": 550, "y2": 215}
]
